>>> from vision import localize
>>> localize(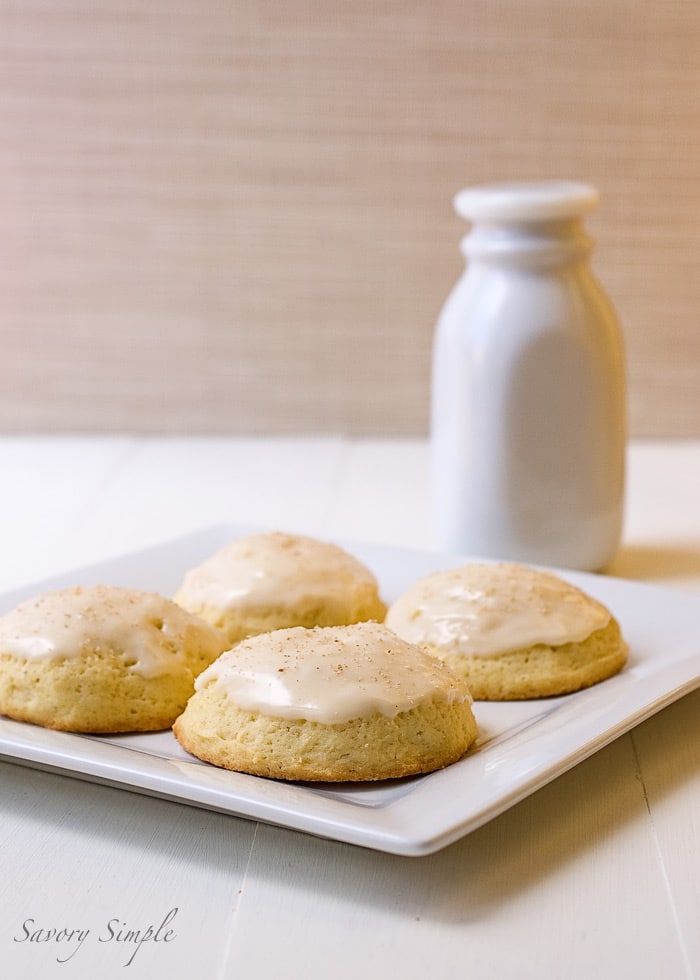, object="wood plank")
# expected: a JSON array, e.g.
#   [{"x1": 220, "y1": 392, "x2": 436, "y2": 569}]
[
  {"x1": 0, "y1": 435, "x2": 348, "y2": 591},
  {"x1": 0, "y1": 436, "x2": 132, "y2": 590},
  {"x1": 630, "y1": 689, "x2": 700, "y2": 976},
  {"x1": 0, "y1": 760, "x2": 256, "y2": 979},
  {"x1": 61, "y1": 435, "x2": 349, "y2": 565},
  {"x1": 226, "y1": 734, "x2": 688, "y2": 979}
]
